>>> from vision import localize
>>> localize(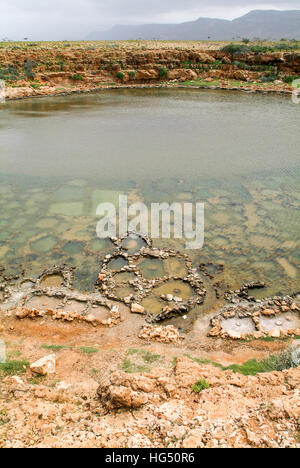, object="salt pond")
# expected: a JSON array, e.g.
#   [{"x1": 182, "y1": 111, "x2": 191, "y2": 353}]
[{"x1": 0, "y1": 89, "x2": 299, "y2": 295}]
